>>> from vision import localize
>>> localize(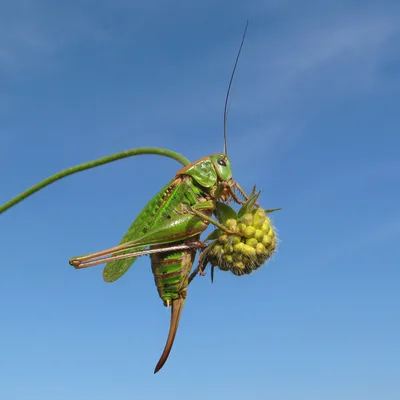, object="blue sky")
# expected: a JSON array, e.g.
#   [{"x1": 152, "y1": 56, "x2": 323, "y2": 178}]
[{"x1": 1, "y1": 0, "x2": 399, "y2": 398}]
